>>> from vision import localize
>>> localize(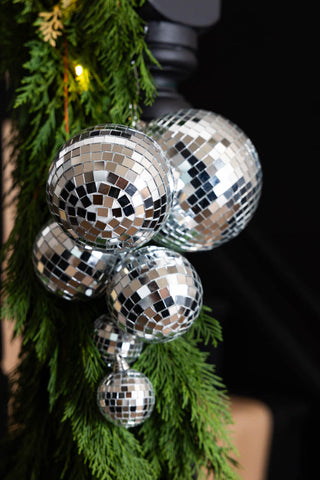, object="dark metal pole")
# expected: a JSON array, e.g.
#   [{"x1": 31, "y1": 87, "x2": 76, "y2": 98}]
[{"x1": 139, "y1": 0, "x2": 221, "y2": 120}]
